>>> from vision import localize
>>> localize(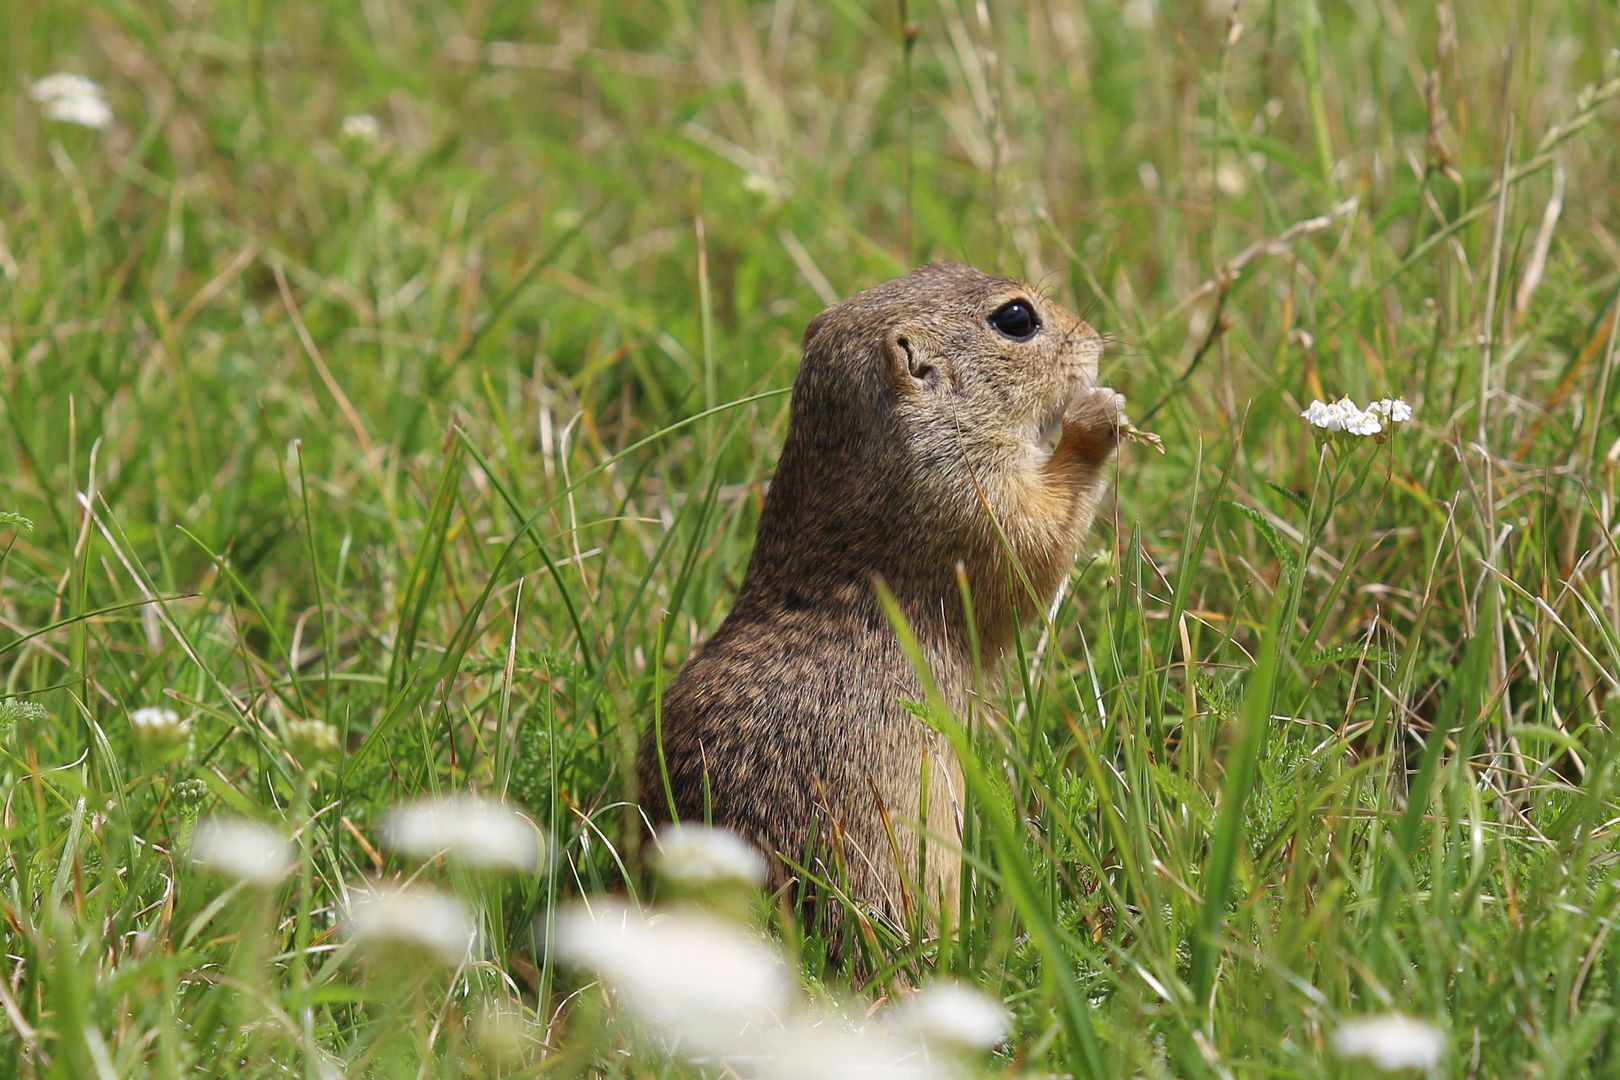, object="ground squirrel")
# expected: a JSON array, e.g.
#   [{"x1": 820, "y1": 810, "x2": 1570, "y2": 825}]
[{"x1": 637, "y1": 263, "x2": 1122, "y2": 939}]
